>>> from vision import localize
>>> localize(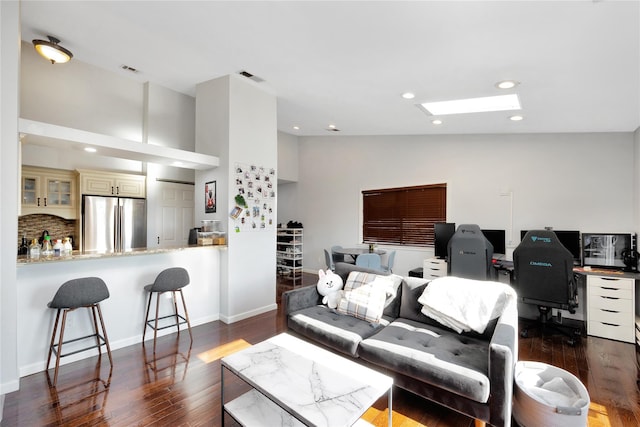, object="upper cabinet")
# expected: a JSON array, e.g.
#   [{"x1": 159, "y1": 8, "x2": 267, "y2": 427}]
[
  {"x1": 78, "y1": 170, "x2": 146, "y2": 198},
  {"x1": 21, "y1": 166, "x2": 77, "y2": 219}
]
